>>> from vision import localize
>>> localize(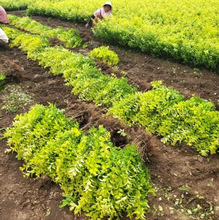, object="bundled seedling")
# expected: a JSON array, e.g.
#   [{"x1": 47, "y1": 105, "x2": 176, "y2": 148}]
[
  {"x1": 4, "y1": 104, "x2": 153, "y2": 220},
  {"x1": 89, "y1": 46, "x2": 119, "y2": 66}
]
